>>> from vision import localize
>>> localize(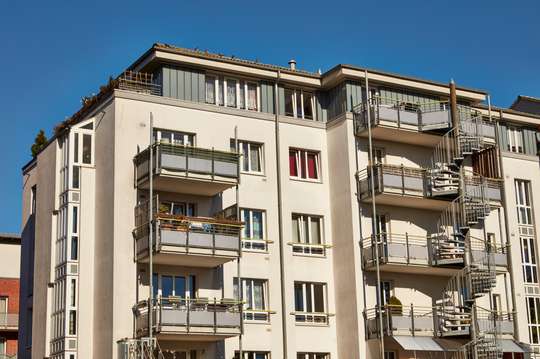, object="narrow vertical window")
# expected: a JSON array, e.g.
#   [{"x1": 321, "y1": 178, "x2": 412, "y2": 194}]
[
  {"x1": 72, "y1": 207, "x2": 78, "y2": 234},
  {"x1": 284, "y1": 88, "x2": 294, "y2": 116},
  {"x1": 30, "y1": 185, "x2": 37, "y2": 214},
  {"x1": 82, "y1": 134, "x2": 92, "y2": 164},
  {"x1": 205, "y1": 76, "x2": 216, "y2": 104},
  {"x1": 226, "y1": 79, "x2": 237, "y2": 107},
  {"x1": 69, "y1": 310, "x2": 77, "y2": 335},
  {"x1": 70, "y1": 279, "x2": 76, "y2": 306},
  {"x1": 247, "y1": 83, "x2": 258, "y2": 110},
  {"x1": 72, "y1": 166, "x2": 80, "y2": 189},
  {"x1": 70, "y1": 237, "x2": 78, "y2": 260},
  {"x1": 239, "y1": 81, "x2": 246, "y2": 109},
  {"x1": 74, "y1": 133, "x2": 79, "y2": 163},
  {"x1": 303, "y1": 92, "x2": 314, "y2": 119}
]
